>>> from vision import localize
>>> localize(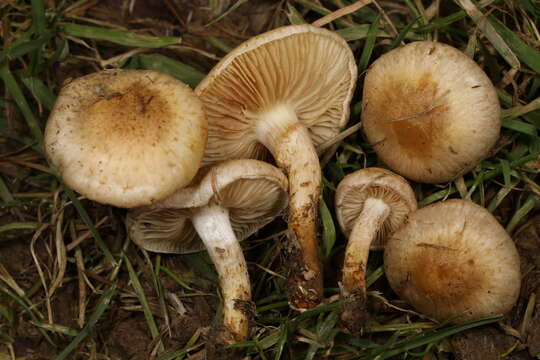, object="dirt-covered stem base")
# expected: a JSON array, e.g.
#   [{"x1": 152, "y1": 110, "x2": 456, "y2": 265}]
[
  {"x1": 340, "y1": 197, "x2": 390, "y2": 333},
  {"x1": 256, "y1": 104, "x2": 323, "y2": 311}
]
